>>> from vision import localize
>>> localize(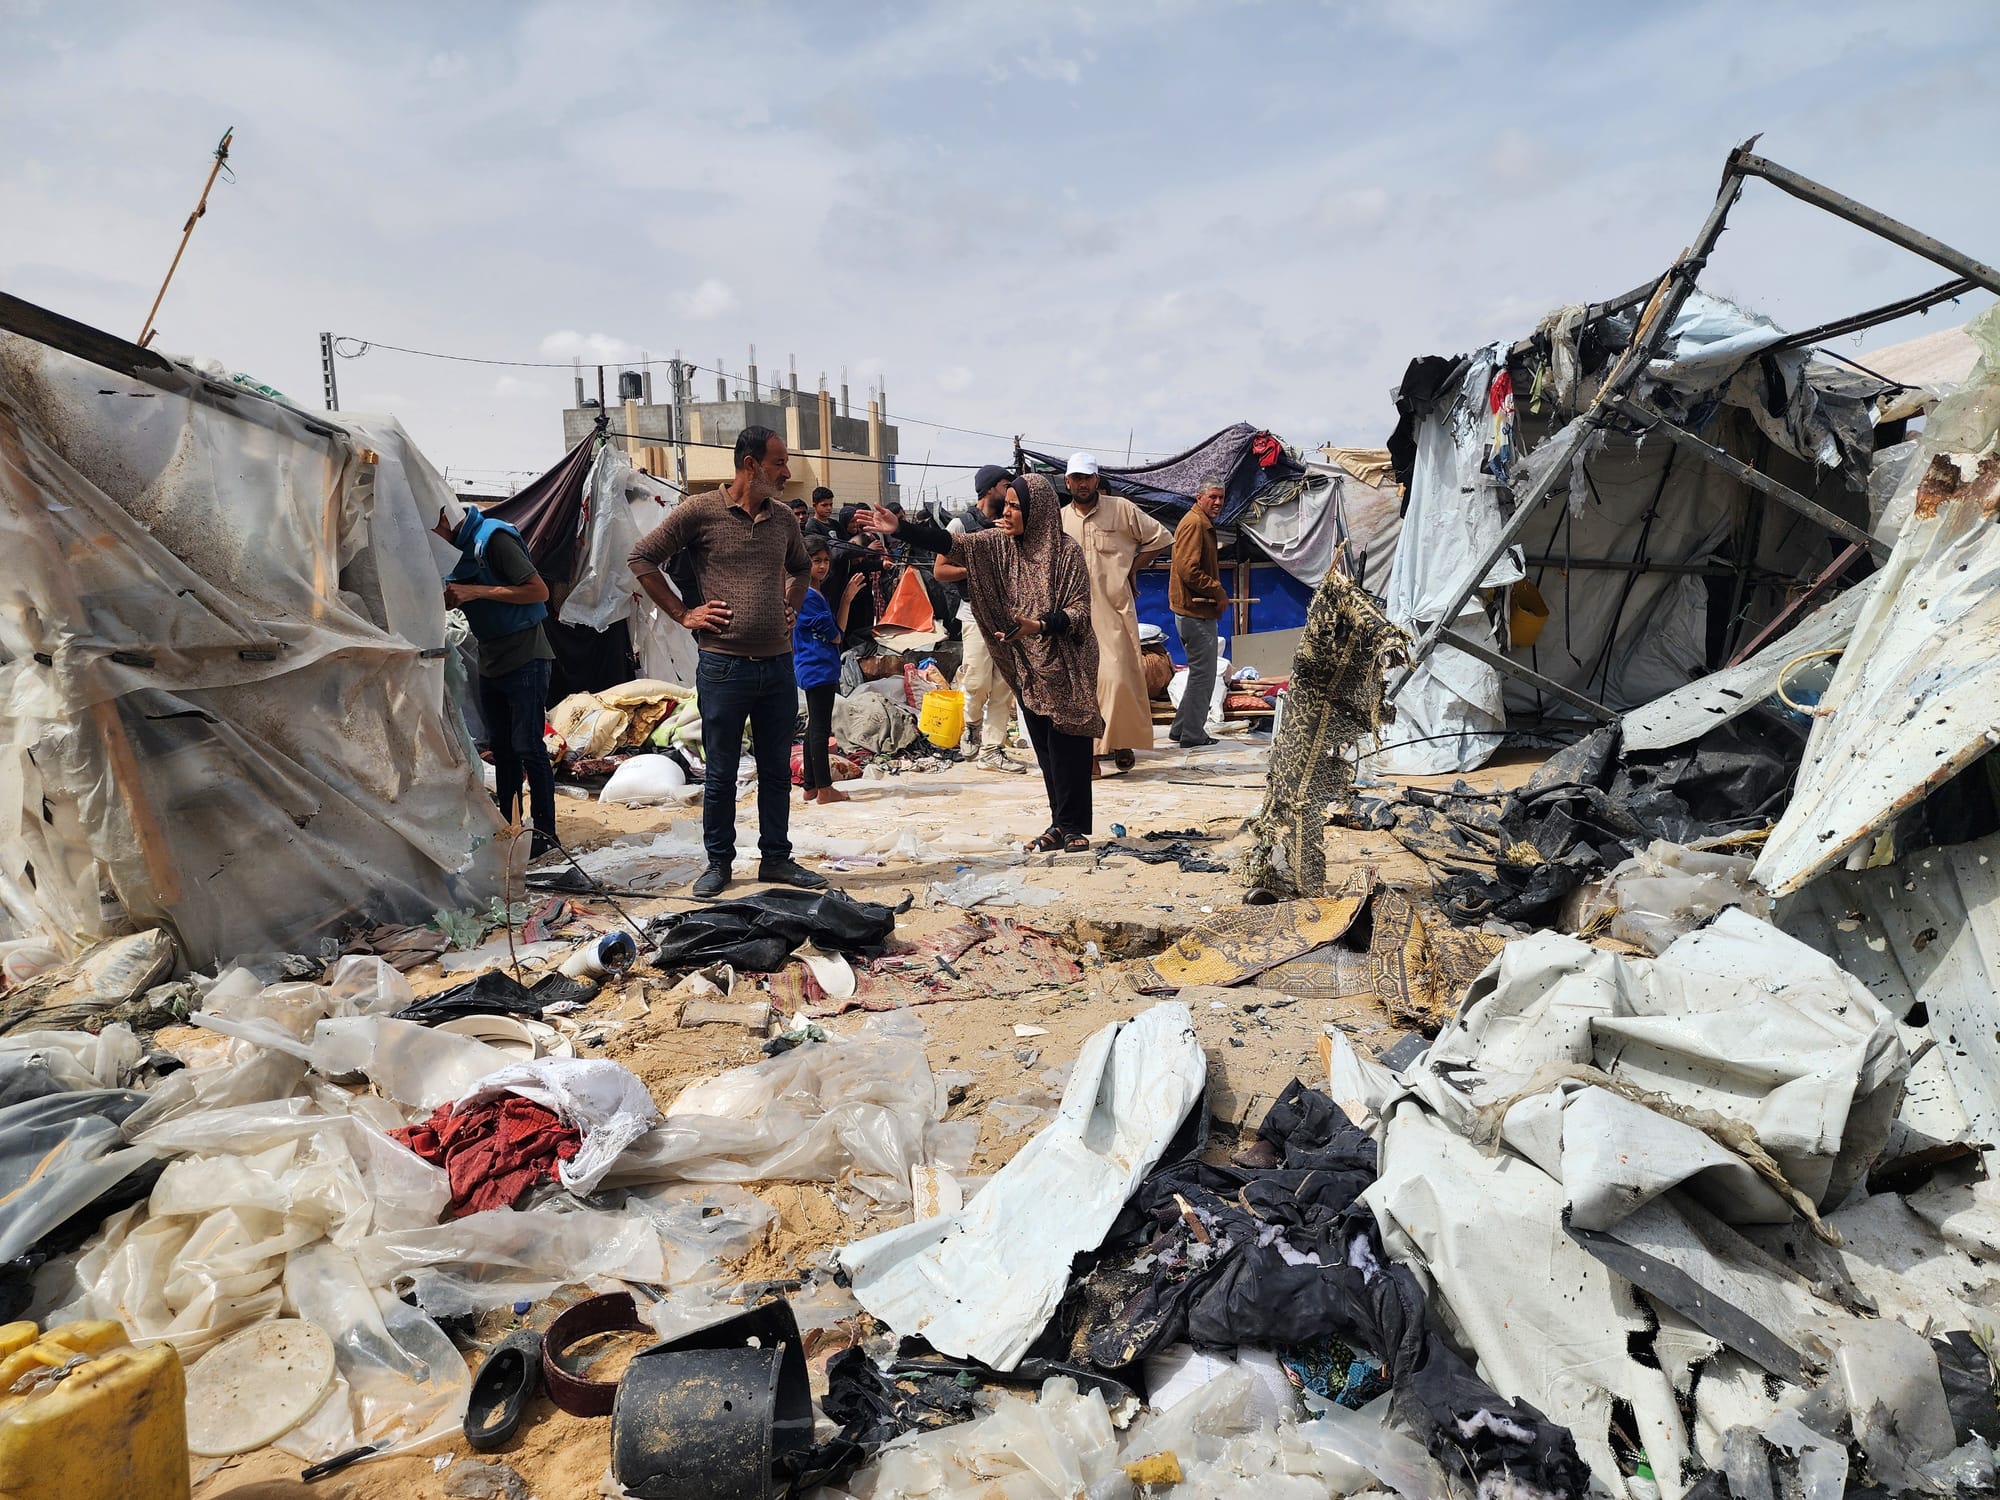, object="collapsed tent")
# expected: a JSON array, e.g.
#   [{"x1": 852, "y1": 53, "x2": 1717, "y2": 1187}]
[
  {"x1": 1376, "y1": 293, "x2": 1890, "y2": 774},
  {"x1": 1372, "y1": 140, "x2": 2000, "y2": 776},
  {"x1": 0, "y1": 293, "x2": 503, "y2": 967},
  {"x1": 483, "y1": 437, "x2": 698, "y2": 699}
]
